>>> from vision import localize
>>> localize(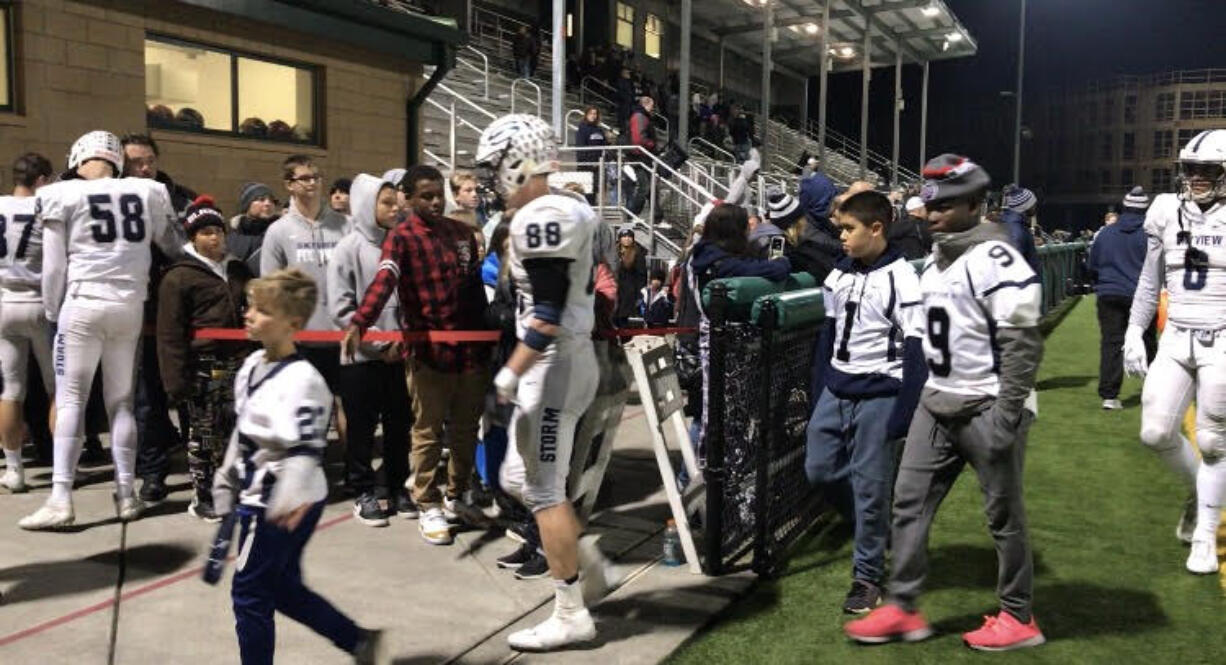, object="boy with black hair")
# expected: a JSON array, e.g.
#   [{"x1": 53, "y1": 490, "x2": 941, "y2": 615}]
[
  {"x1": 846, "y1": 155, "x2": 1045, "y2": 651},
  {"x1": 805, "y1": 190, "x2": 927, "y2": 614}
]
